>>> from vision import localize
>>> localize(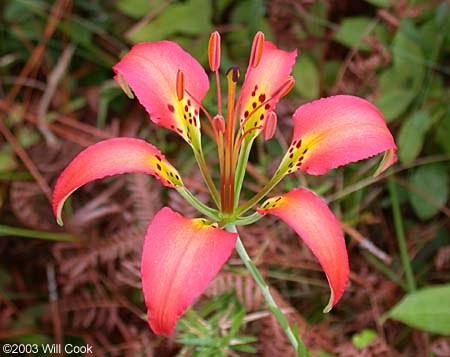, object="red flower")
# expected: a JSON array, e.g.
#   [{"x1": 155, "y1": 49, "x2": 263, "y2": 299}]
[{"x1": 52, "y1": 32, "x2": 397, "y2": 336}]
